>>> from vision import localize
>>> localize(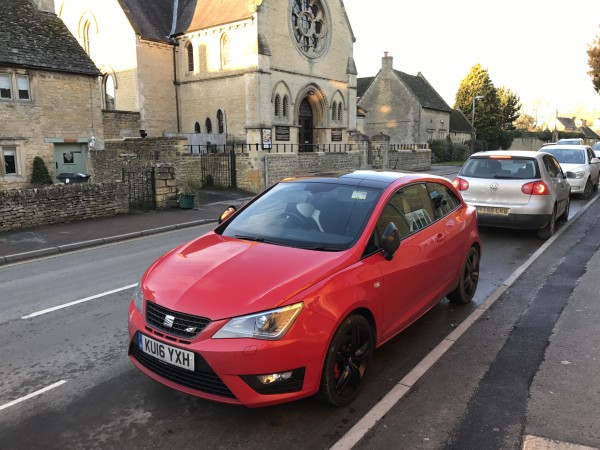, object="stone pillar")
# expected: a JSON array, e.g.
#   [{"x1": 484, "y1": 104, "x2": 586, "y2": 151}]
[{"x1": 154, "y1": 164, "x2": 177, "y2": 209}]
